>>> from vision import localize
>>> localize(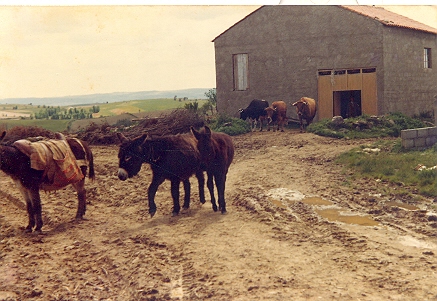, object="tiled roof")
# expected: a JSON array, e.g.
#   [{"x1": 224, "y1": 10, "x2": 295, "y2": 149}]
[
  {"x1": 212, "y1": 6, "x2": 437, "y2": 42},
  {"x1": 342, "y1": 5, "x2": 437, "y2": 35}
]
